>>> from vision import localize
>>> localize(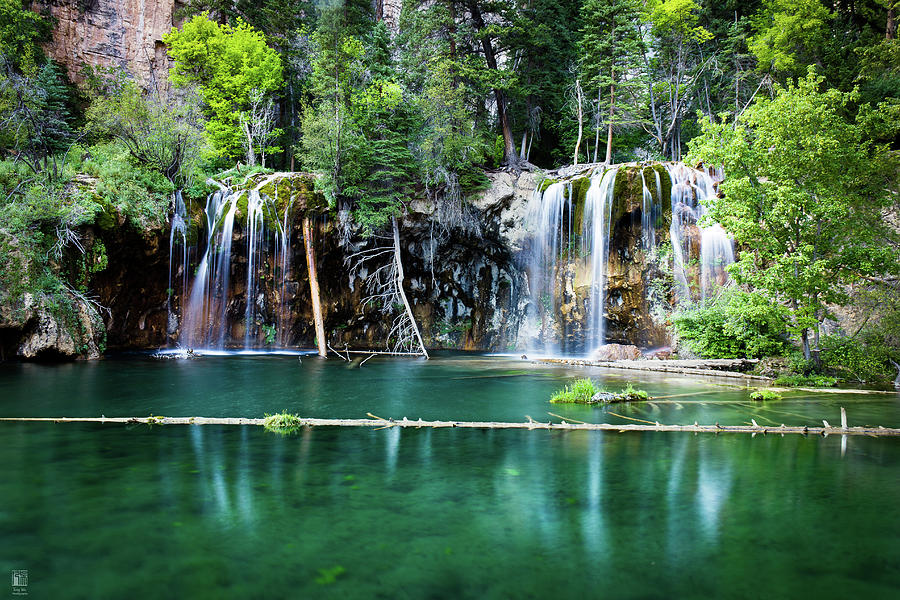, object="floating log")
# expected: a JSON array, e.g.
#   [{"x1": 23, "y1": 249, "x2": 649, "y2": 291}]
[
  {"x1": 535, "y1": 358, "x2": 771, "y2": 380},
  {"x1": 1, "y1": 415, "x2": 898, "y2": 437}
]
